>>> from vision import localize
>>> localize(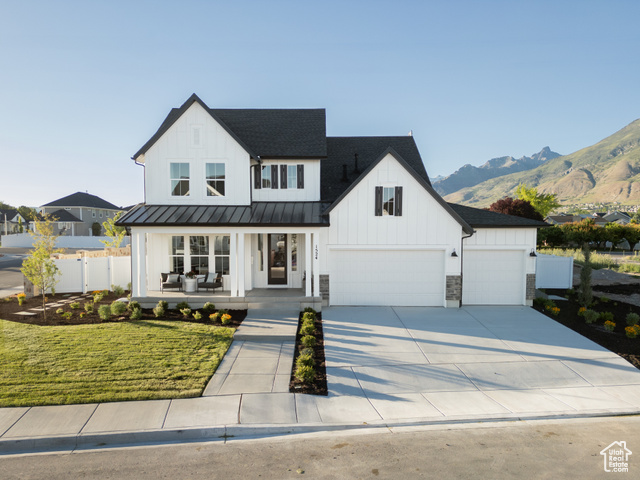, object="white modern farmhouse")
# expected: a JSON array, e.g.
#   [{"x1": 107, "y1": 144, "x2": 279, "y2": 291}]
[{"x1": 118, "y1": 94, "x2": 547, "y2": 309}]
